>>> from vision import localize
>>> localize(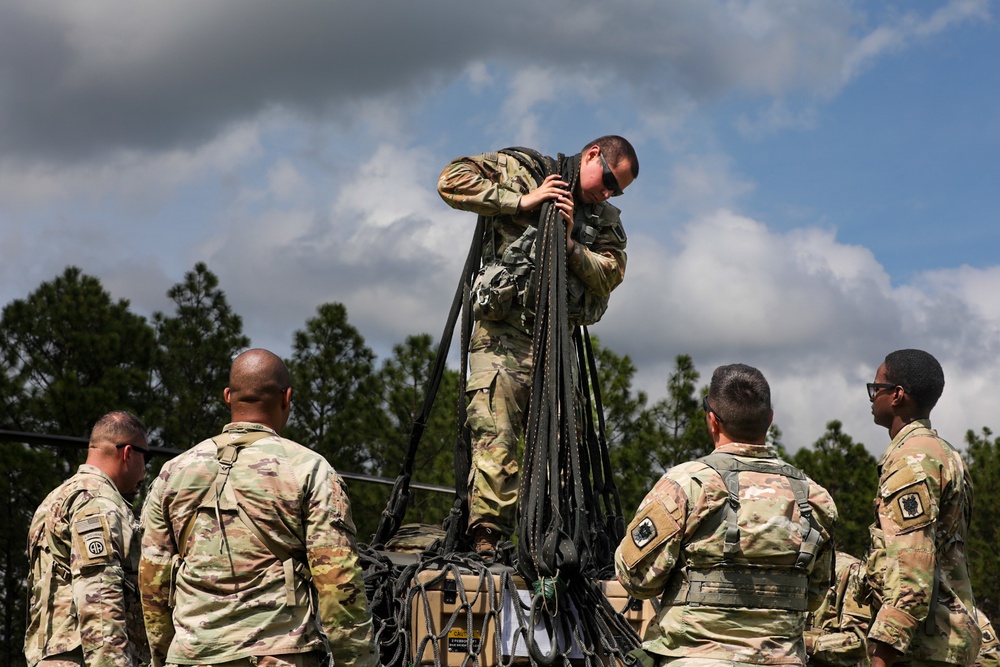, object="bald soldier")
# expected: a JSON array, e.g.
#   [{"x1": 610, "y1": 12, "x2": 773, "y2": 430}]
[
  {"x1": 140, "y1": 348, "x2": 375, "y2": 667},
  {"x1": 25, "y1": 411, "x2": 151, "y2": 667}
]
